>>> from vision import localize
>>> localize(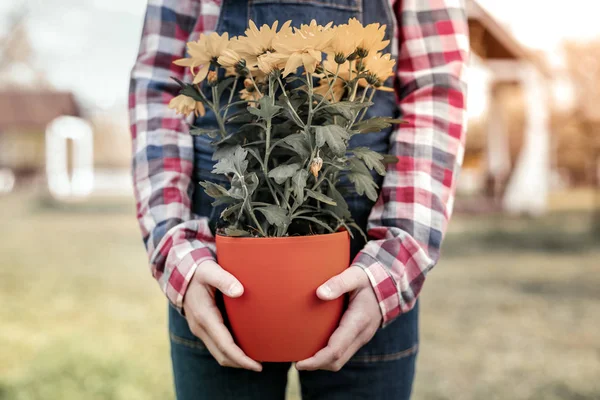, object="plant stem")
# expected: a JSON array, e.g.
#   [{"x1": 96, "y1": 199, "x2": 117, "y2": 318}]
[
  {"x1": 304, "y1": 73, "x2": 318, "y2": 174},
  {"x1": 247, "y1": 73, "x2": 262, "y2": 94},
  {"x1": 197, "y1": 84, "x2": 226, "y2": 137},
  {"x1": 276, "y1": 75, "x2": 305, "y2": 128},
  {"x1": 357, "y1": 88, "x2": 376, "y2": 123},
  {"x1": 306, "y1": 72, "x2": 315, "y2": 129},
  {"x1": 236, "y1": 171, "x2": 266, "y2": 237},
  {"x1": 314, "y1": 64, "x2": 340, "y2": 111},
  {"x1": 263, "y1": 75, "x2": 280, "y2": 206},
  {"x1": 347, "y1": 84, "x2": 371, "y2": 128},
  {"x1": 349, "y1": 78, "x2": 359, "y2": 102},
  {"x1": 222, "y1": 76, "x2": 238, "y2": 119}
]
